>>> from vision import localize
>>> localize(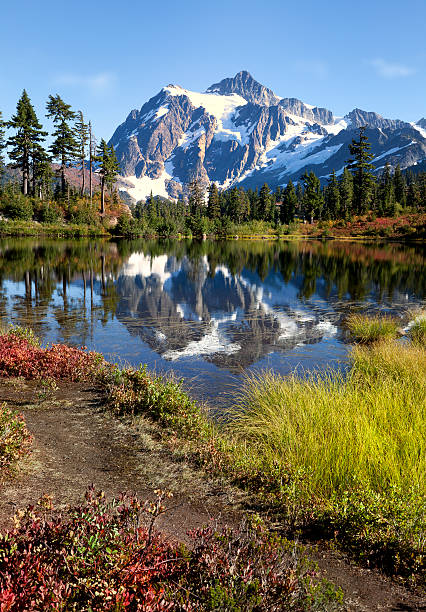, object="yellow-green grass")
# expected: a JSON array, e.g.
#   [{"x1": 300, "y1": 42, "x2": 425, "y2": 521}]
[
  {"x1": 408, "y1": 318, "x2": 426, "y2": 346},
  {"x1": 346, "y1": 313, "x2": 400, "y2": 344},
  {"x1": 228, "y1": 342, "x2": 425, "y2": 498}
]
